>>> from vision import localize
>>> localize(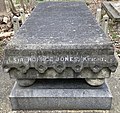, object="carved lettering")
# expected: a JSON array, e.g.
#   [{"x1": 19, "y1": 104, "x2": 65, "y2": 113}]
[{"x1": 6, "y1": 55, "x2": 112, "y2": 65}]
